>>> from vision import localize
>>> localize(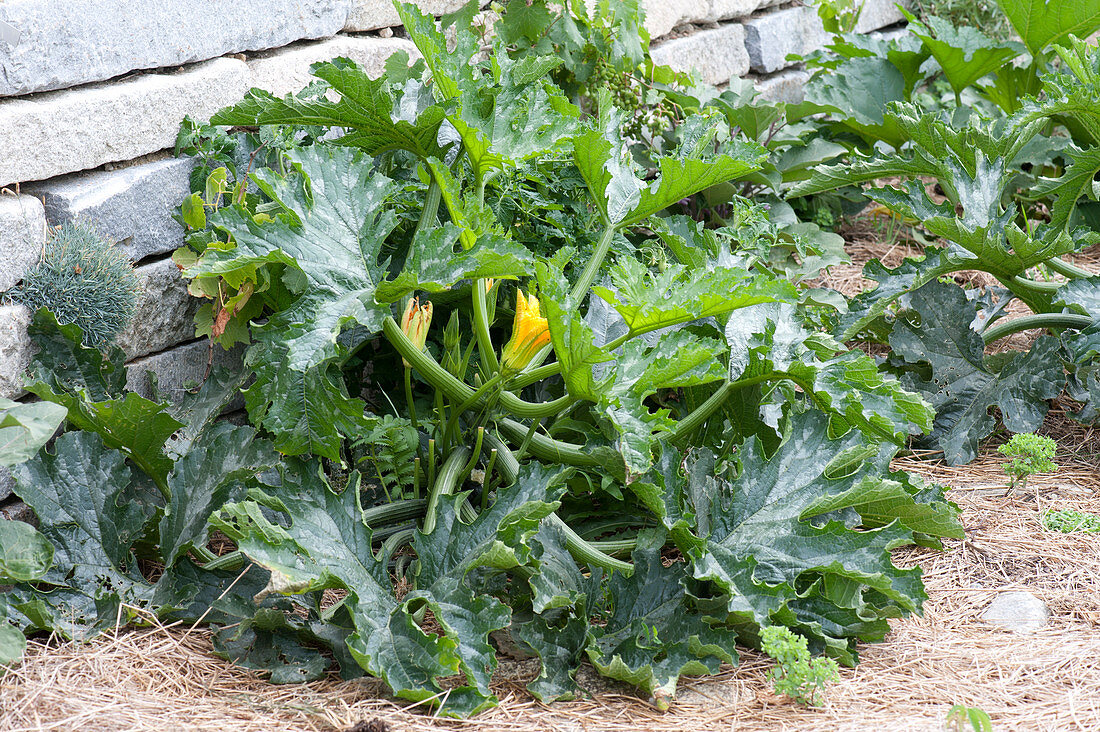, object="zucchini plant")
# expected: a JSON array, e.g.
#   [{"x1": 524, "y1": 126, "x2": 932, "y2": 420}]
[
  {"x1": 788, "y1": 37, "x2": 1100, "y2": 463},
  {"x1": 1, "y1": 0, "x2": 963, "y2": 717}
]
